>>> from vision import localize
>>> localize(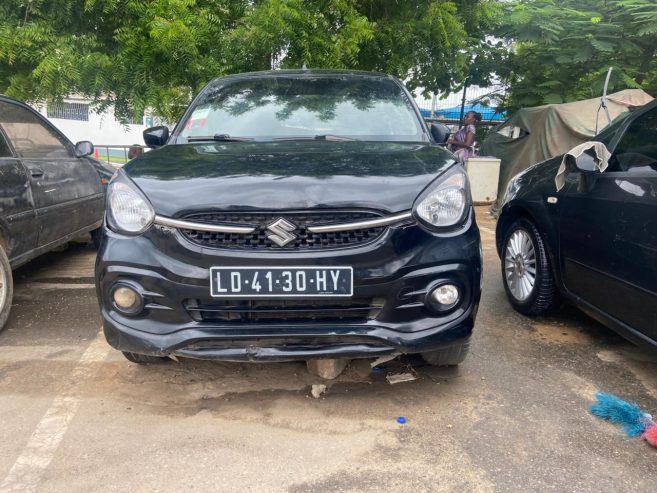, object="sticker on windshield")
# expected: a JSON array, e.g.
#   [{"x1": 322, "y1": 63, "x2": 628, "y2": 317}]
[
  {"x1": 190, "y1": 107, "x2": 210, "y2": 120},
  {"x1": 186, "y1": 107, "x2": 211, "y2": 130}
]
